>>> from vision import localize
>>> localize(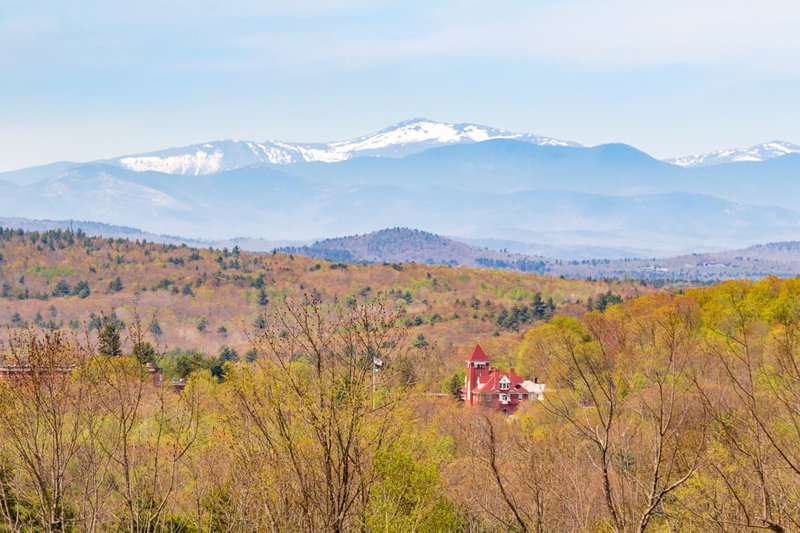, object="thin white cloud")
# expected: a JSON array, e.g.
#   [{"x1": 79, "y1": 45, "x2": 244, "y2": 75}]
[
  {"x1": 5, "y1": 0, "x2": 800, "y2": 72},
  {"x1": 261, "y1": 0, "x2": 800, "y2": 70}
]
